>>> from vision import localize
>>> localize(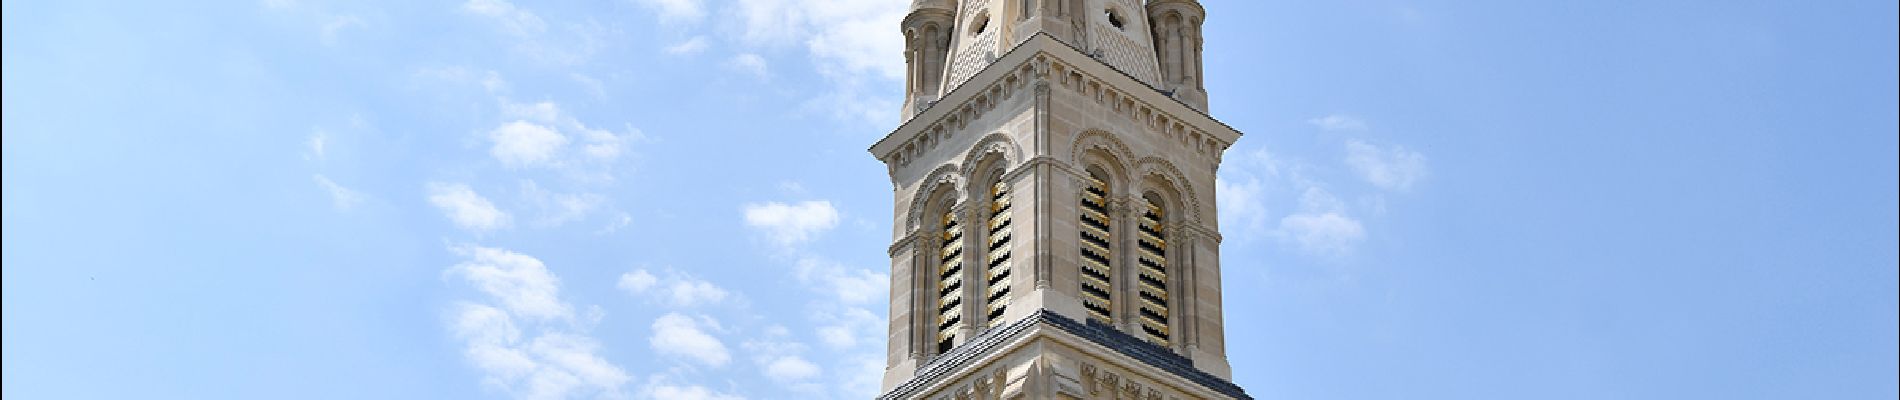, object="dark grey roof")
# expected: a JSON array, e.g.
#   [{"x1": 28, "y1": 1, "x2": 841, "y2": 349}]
[{"x1": 878, "y1": 310, "x2": 1251, "y2": 399}]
